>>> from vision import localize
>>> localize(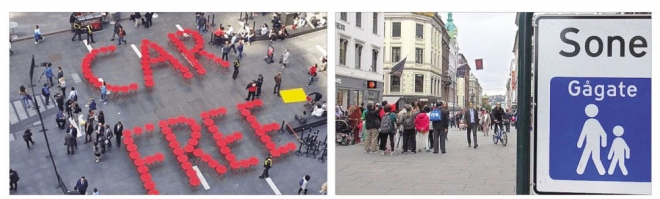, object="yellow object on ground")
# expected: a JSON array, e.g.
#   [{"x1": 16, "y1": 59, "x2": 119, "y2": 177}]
[{"x1": 279, "y1": 88, "x2": 307, "y2": 103}]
